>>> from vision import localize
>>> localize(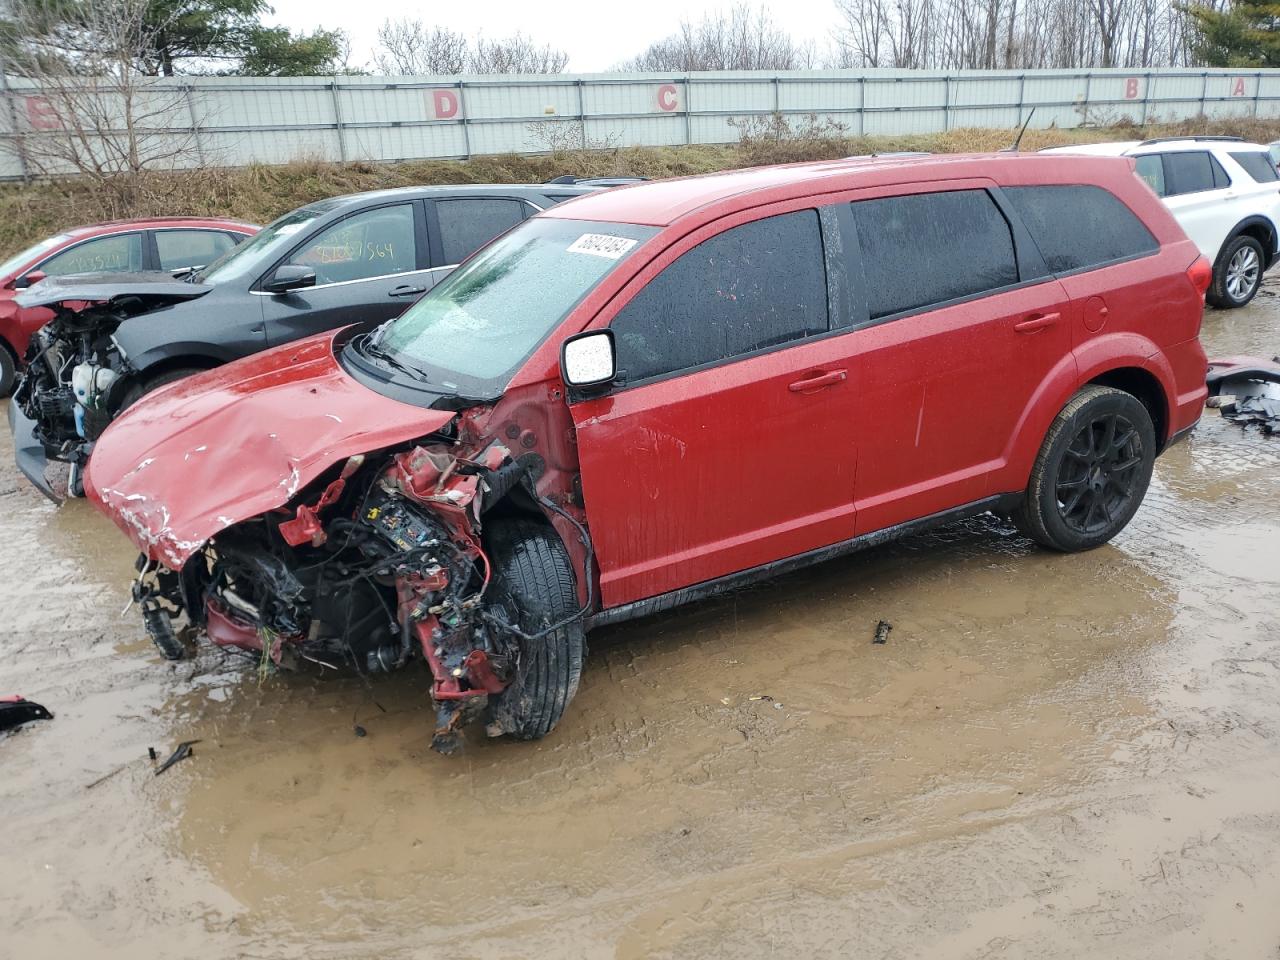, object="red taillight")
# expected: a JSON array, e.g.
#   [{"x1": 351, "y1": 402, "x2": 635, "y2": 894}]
[{"x1": 1187, "y1": 255, "x2": 1212, "y2": 297}]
